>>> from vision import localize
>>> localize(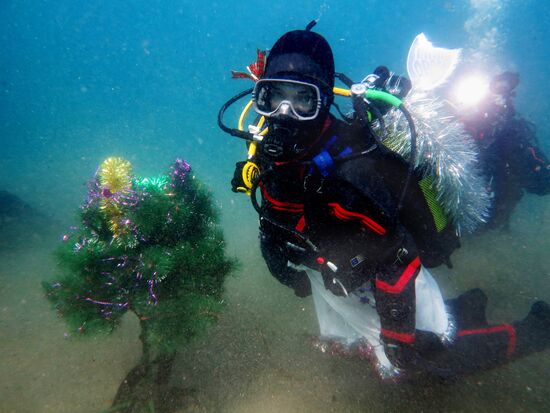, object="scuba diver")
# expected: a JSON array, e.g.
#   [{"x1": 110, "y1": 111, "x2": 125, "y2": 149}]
[
  {"x1": 452, "y1": 71, "x2": 550, "y2": 230},
  {"x1": 218, "y1": 24, "x2": 550, "y2": 380}
]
